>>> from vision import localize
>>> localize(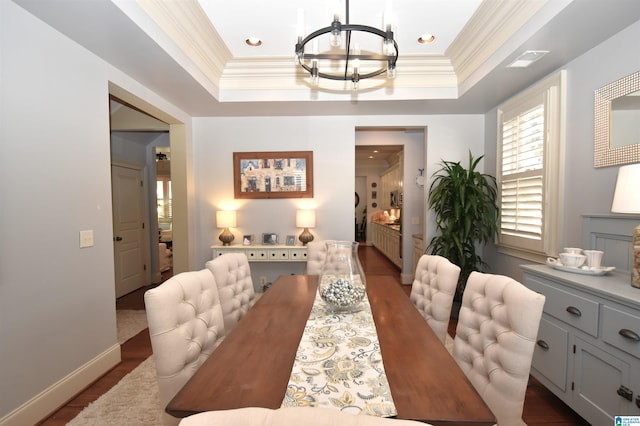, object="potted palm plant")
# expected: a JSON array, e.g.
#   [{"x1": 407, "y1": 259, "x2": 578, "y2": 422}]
[{"x1": 427, "y1": 151, "x2": 499, "y2": 314}]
